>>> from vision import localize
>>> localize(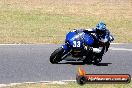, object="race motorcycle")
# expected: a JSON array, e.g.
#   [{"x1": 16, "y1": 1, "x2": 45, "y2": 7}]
[{"x1": 50, "y1": 29, "x2": 114, "y2": 64}]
